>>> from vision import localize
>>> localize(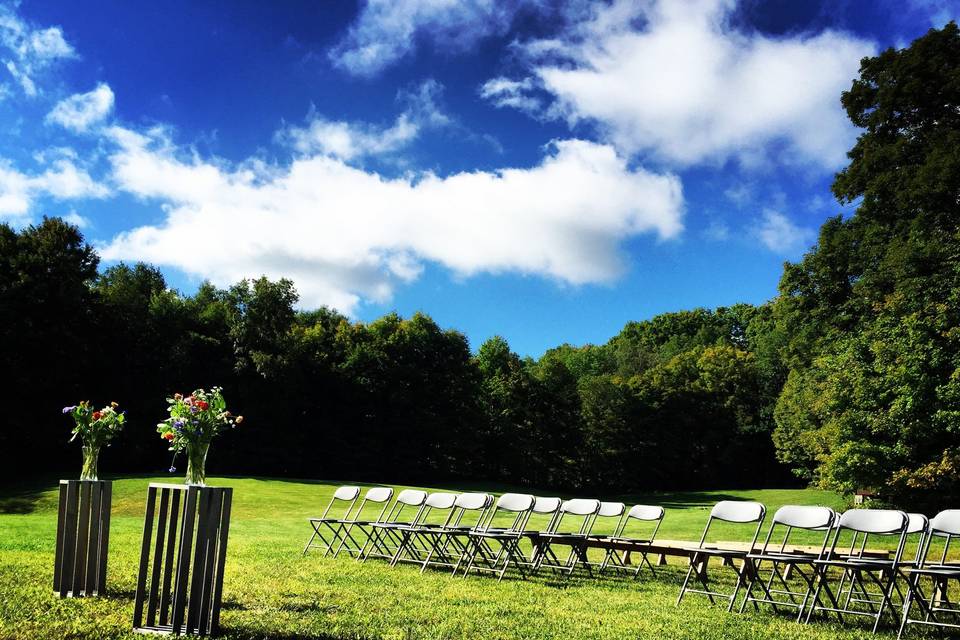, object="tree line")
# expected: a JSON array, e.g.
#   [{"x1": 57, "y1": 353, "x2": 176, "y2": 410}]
[{"x1": 2, "y1": 23, "x2": 958, "y2": 508}]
